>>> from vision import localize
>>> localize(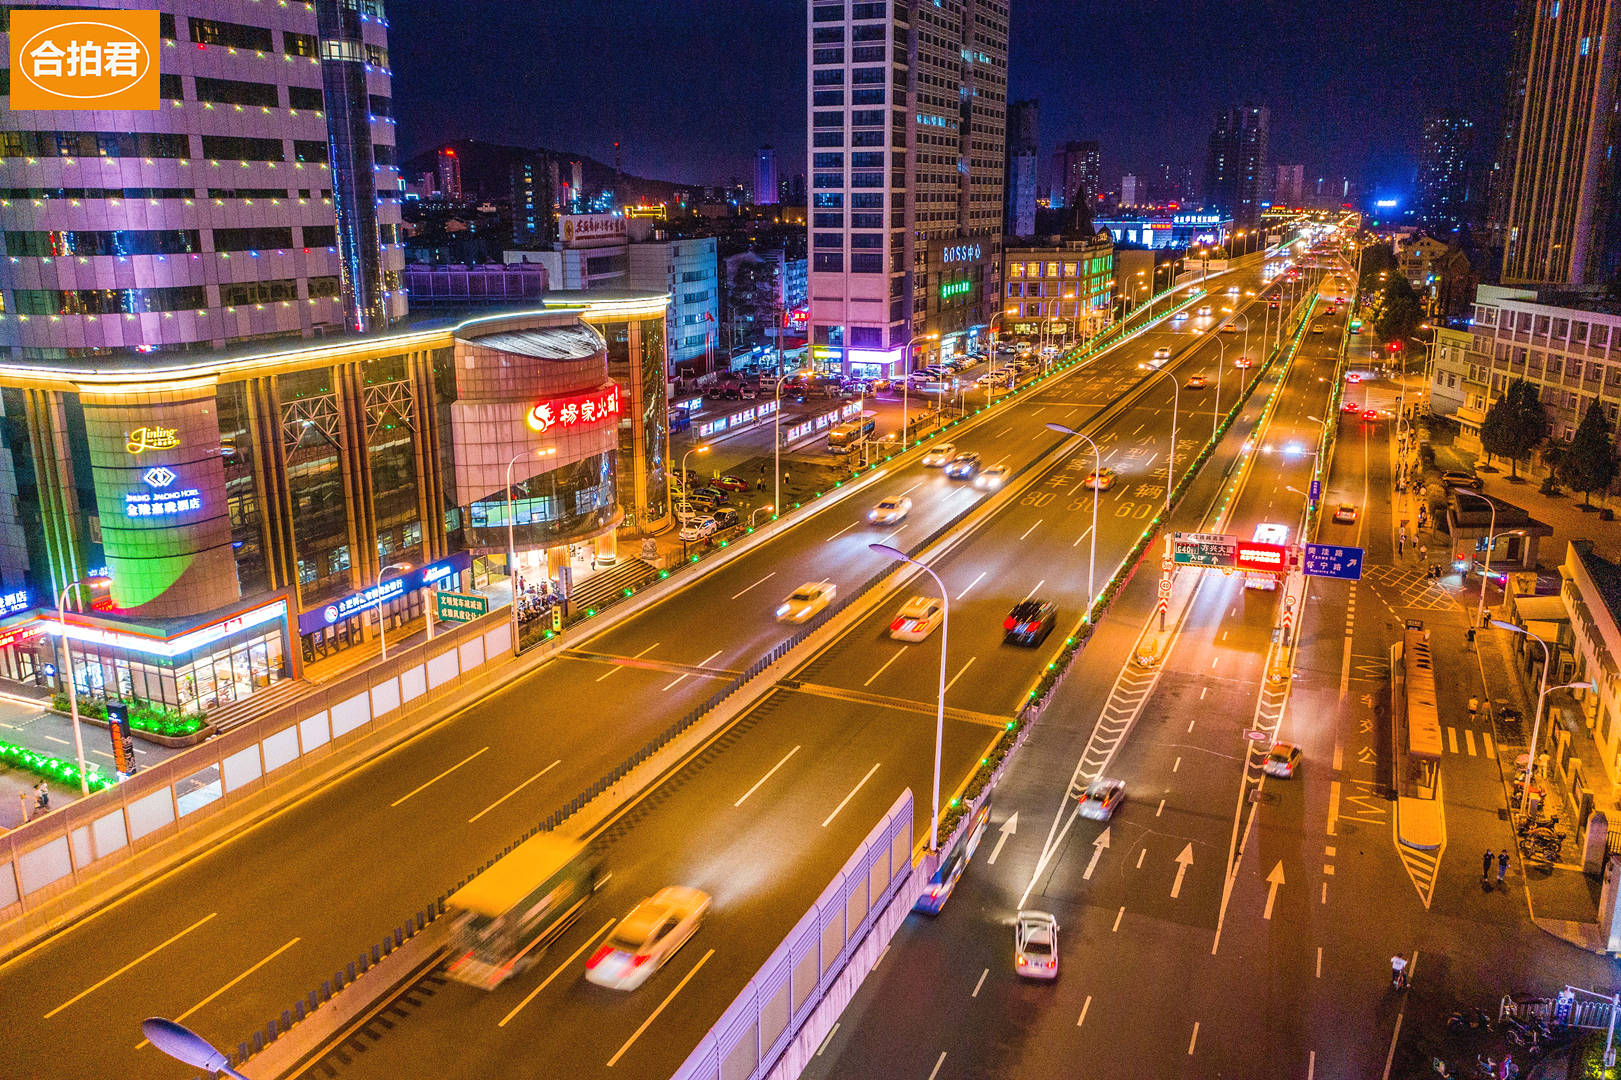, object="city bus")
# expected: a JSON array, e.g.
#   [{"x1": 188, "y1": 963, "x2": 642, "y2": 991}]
[
  {"x1": 828, "y1": 416, "x2": 877, "y2": 455},
  {"x1": 1244, "y1": 522, "x2": 1290, "y2": 590},
  {"x1": 444, "y1": 833, "x2": 601, "y2": 989},
  {"x1": 914, "y1": 793, "x2": 992, "y2": 915}
]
